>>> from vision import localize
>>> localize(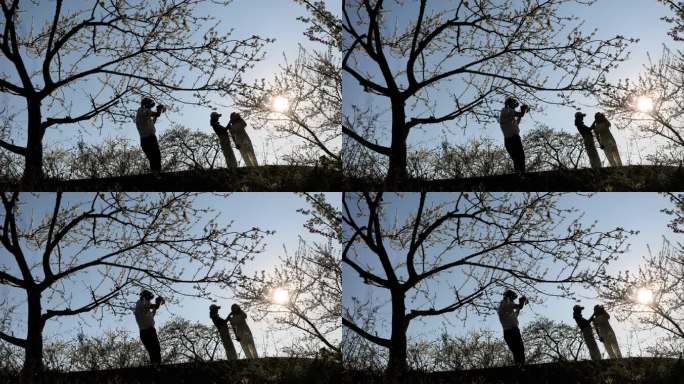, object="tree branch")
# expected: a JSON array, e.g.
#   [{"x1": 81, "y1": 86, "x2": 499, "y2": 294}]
[{"x1": 342, "y1": 317, "x2": 391, "y2": 348}]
